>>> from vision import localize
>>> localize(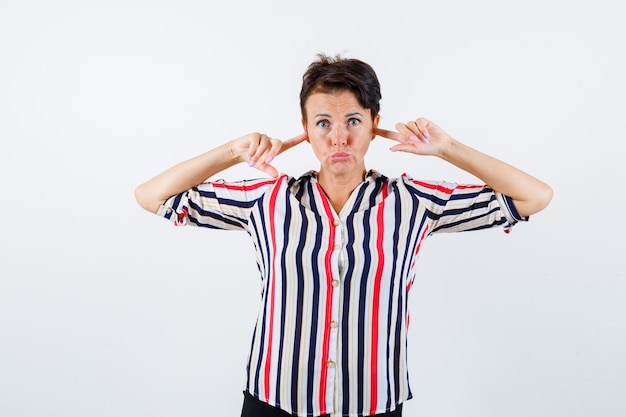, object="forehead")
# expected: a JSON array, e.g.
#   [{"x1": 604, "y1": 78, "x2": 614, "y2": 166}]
[{"x1": 305, "y1": 90, "x2": 367, "y2": 115}]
